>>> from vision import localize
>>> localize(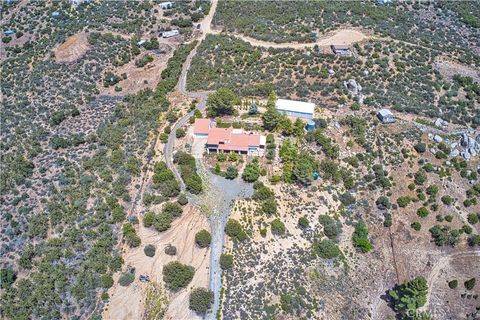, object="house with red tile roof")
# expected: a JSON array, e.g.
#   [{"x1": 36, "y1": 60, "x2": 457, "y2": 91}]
[
  {"x1": 193, "y1": 118, "x2": 212, "y2": 136},
  {"x1": 193, "y1": 119, "x2": 266, "y2": 156}
]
